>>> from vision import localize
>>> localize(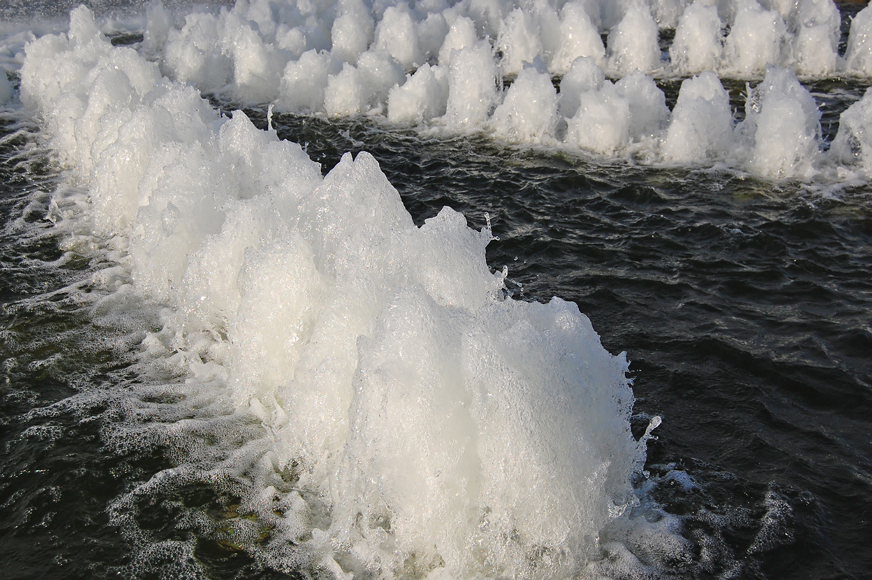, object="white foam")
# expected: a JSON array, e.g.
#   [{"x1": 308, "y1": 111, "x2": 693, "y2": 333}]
[
  {"x1": 324, "y1": 61, "x2": 366, "y2": 116},
  {"x1": 662, "y1": 72, "x2": 734, "y2": 162},
  {"x1": 670, "y1": 0, "x2": 723, "y2": 75},
  {"x1": 162, "y1": 11, "x2": 233, "y2": 92},
  {"x1": 830, "y1": 87, "x2": 872, "y2": 173},
  {"x1": 277, "y1": 48, "x2": 338, "y2": 112},
  {"x1": 615, "y1": 70, "x2": 669, "y2": 142},
  {"x1": 492, "y1": 65, "x2": 558, "y2": 142},
  {"x1": 466, "y1": 0, "x2": 509, "y2": 38},
  {"x1": 444, "y1": 40, "x2": 499, "y2": 128},
  {"x1": 793, "y1": 0, "x2": 840, "y2": 77},
  {"x1": 549, "y1": 1, "x2": 605, "y2": 73},
  {"x1": 742, "y1": 65, "x2": 821, "y2": 179},
  {"x1": 12, "y1": 1, "x2": 872, "y2": 576},
  {"x1": 762, "y1": 0, "x2": 798, "y2": 22},
  {"x1": 417, "y1": 11, "x2": 450, "y2": 63},
  {"x1": 80, "y1": 0, "x2": 872, "y2": 181},
  {"x1": 533, "y1": 0, "x2": 562, "y2": 70},
  {"x1": 651, "y1": 0, "x2": 694, "y2": 28},
  {"x1": 559, "y1": 56, "x2": 606, "y2": 119},
  {"x1": 330, "y1": 0, "x2": 374, "y2": 64},
  {"x1": 143, "y1": 0, "x2": 171, "y2": 54},
  {"x1": 565, "y1": 80, "x2": 632, "y2": 154},
  {"x1": 387, "y1": 62, "x2": 448, "y2": 124},
  {"x1": 223, "y1": 11, "x2": 287, "y2": 103},
  {"x1": 437, "y1": 14, "x2": 476, "y2": 66},
  {"x1": 497, "y1": 7, "x2": 543, "y2": 75},
  {"x1": 356, "y1": 49, "x2": 406, "y2": 113},
  {"x1": 846, "y1": 5, "x2": 872, "y2": 75},
  {"x1": 0, "y1": 69, "x2": 11, "y2": 104},
  {"x1": 607, "y1": 2, "x2": 661, "y2": 74},
  {"x1": 21, "y1": 6, "x2": 652, "y2": 578},
  {"x1": 564, "y1": 70, "x2": 668, "y2": 155},
  {"x1": 723, "y1": 0, "x2": 789, "y2": 77},
  {"x1": 373, "y1": 5, "x2": 422, "y2": 69}
]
